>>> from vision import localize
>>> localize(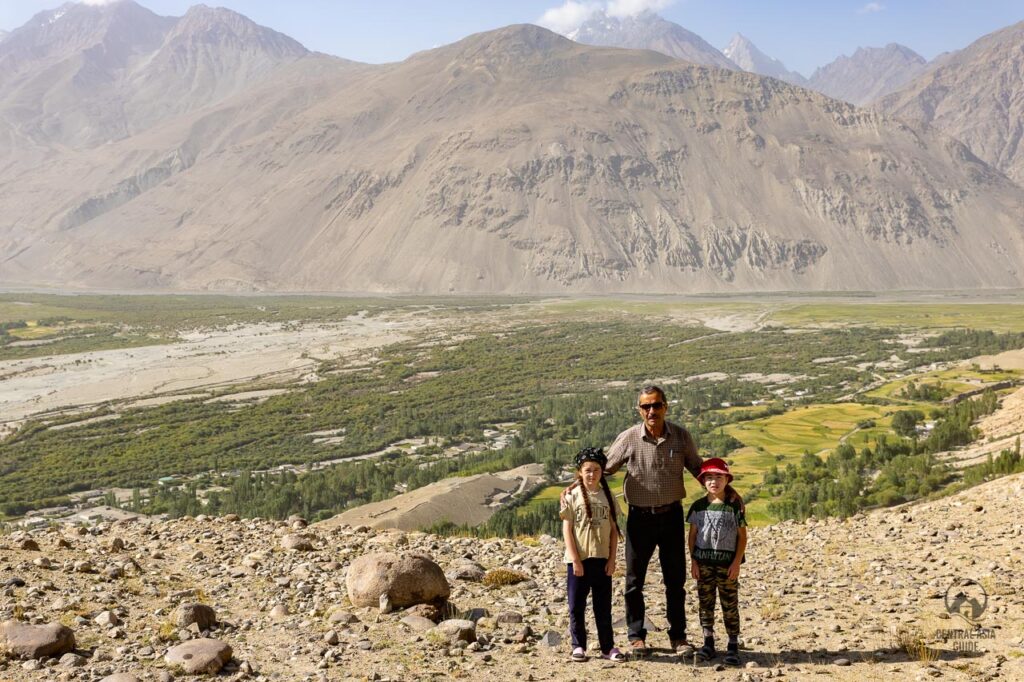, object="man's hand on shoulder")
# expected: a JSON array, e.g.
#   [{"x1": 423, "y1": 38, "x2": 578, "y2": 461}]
[{"x1": 559, "y1": 485, "x2": 573, "y2": 509}]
